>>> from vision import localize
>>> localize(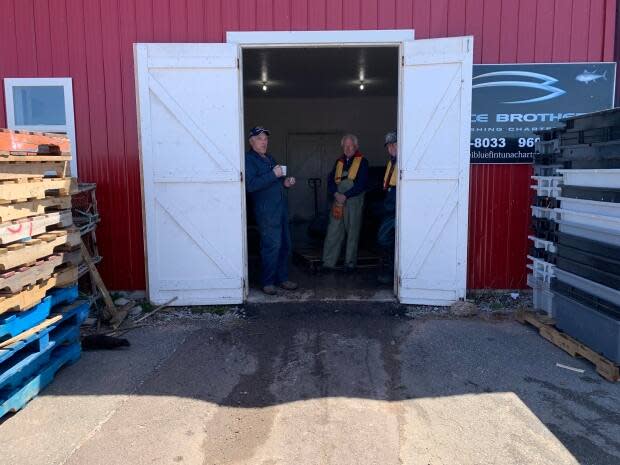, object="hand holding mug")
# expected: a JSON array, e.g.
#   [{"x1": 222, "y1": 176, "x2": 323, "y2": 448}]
[
  {"x1": 284, "y1": 177, "x2": 296, "y2": 188},
  {"x1": 272, "y1": 165, "x2": 284, "y2": 177}
]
